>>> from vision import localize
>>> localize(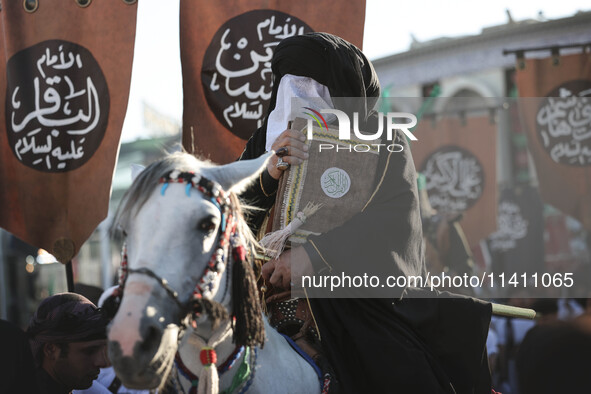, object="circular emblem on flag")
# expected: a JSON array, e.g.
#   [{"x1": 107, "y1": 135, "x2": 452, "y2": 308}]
[
  {"x1": 420, "y1": 146, "x2": 484, "y2": 212},
  {"x1": 536, "y1": 79, "x2": 591, "y2": 167},
  {"x1": 5, "y1": 39, "x2": 109, "y2": 172},
  {"x1": 201, "y1": 10, "x2": 313, "y2": 140},
  {"x1": 320, "y1": 167, "x2": 350, "y2": 198}
]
